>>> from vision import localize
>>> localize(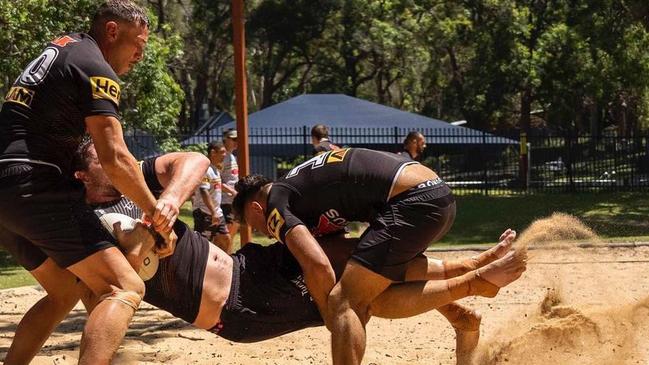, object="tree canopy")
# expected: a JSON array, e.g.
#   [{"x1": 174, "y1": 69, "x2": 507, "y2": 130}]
[{"x1": 2, "y1": 0, "x2": 649, "y2": 140}]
